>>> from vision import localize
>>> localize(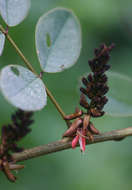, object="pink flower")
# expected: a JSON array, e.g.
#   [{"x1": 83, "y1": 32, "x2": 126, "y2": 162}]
[{"x1": 72, "y1": 129, "x2": 86, "y2": 152}]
